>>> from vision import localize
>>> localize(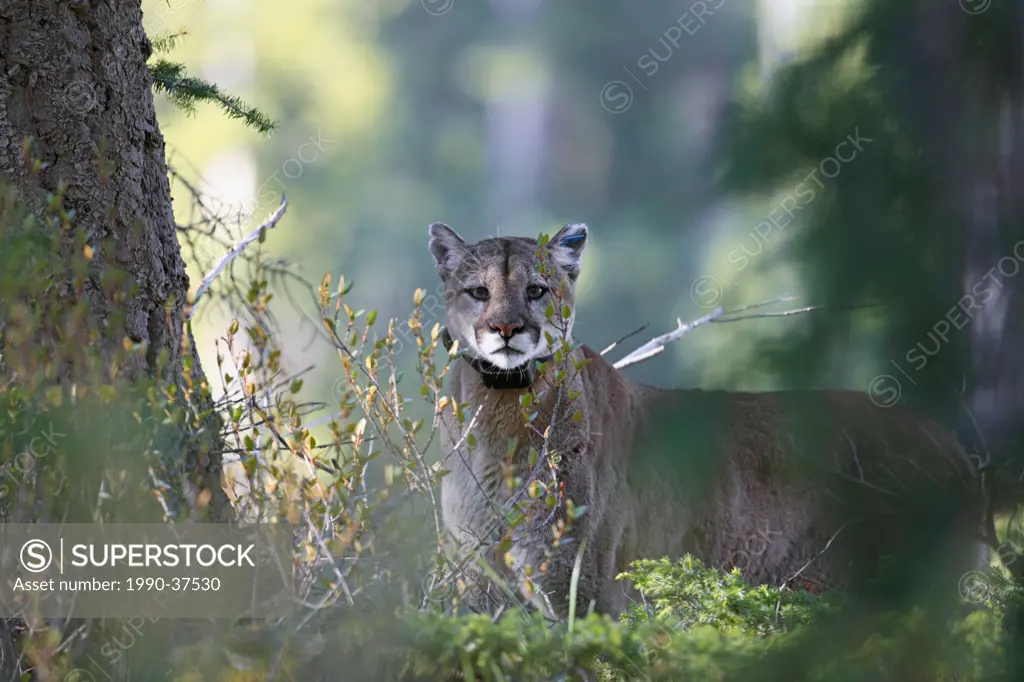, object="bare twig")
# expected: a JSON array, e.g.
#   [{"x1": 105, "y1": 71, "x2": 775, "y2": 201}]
[
  {"x1": 781, "y1": 522, "x2": 851, "y2": 590},
  {"x1": 613, "y1": 308, "x2": 724, "y2": 369},
  {"x1": 599, "y1": 324, "x2": 649, "y2": 356},
  {"x1": 189, "y1": 196, "x2": 288, "y2": 317},
  {"x1": 613, "y1": 296, "x2": 879, "y2": 370},
  {"x1": 440, "y1": 404, "x2": 485, "y2": 465},
  {"x1": 715, "y1": 303, "x2": 855, "y2": 323}
]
